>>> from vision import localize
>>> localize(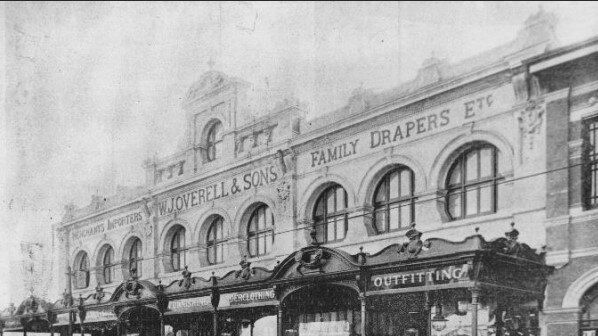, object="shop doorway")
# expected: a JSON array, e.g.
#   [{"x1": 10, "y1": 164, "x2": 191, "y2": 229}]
[
  {"x1": 219, "y1": 306, "x2": 277, "y2": 336},
  {"x1": 119, "y1": 306, "x2": 160, "y2": 336},
  {"x1": 281, "y1": 284, "x2": 361, "y2": 336},
  {"x1": 368, "y1": 293, "x2": 428, "y2": 336}
]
